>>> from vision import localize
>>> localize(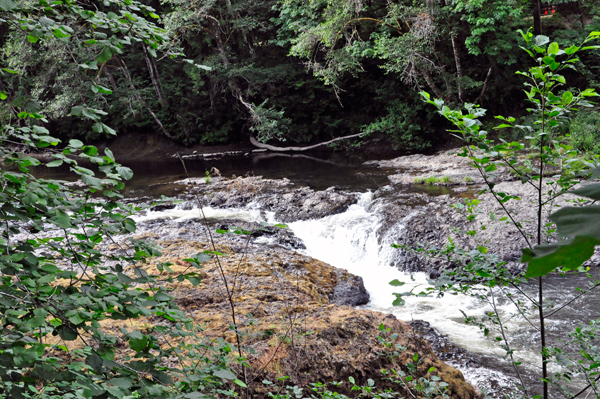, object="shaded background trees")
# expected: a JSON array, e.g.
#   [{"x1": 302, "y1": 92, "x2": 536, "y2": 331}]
[{"x1": 1, "y1": 0, "x2": 599, "y2": 150}]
